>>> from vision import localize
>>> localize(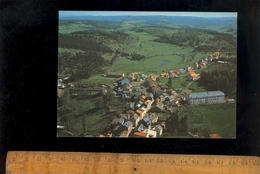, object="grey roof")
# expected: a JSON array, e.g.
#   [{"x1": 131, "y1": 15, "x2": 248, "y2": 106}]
[
  {"x1": 57, "y1": 81, "x2": 62, "y2": 87},
  {"x1": 118, "y1": 117, "x2": 124, "y2": 124},
  {"x1": 188, "y1": 91, "x2": 224, "y2": 99},
  {"x1": 123, "y1": 121, "x2": 133, "y2": 128},
  {"x1": 137, "y1": 124, "x2": 147, "y2": 132},
  {"x1": 121, "y1": 77, "x2": 130, "y2": 85},
  {"x1": 156, "y1": 125, "x2": 163, "y2": 131}
]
